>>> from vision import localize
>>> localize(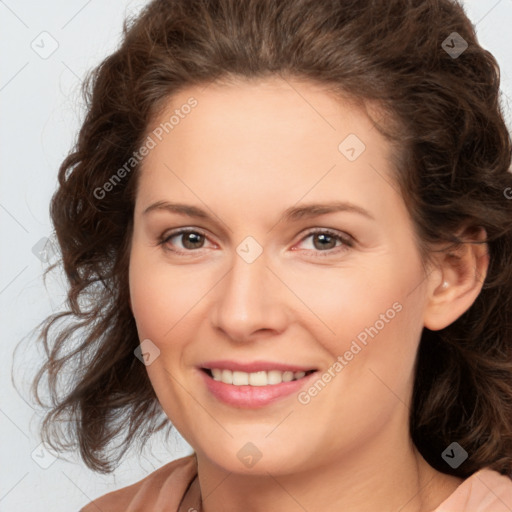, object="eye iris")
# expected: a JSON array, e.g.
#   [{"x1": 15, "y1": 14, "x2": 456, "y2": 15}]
[
  {"x1": 182, "y1": 232, "x2": 204, "y2": 249},
  {"x1": 313, "y1": 233, "x2": 336, "y2": 250}
]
